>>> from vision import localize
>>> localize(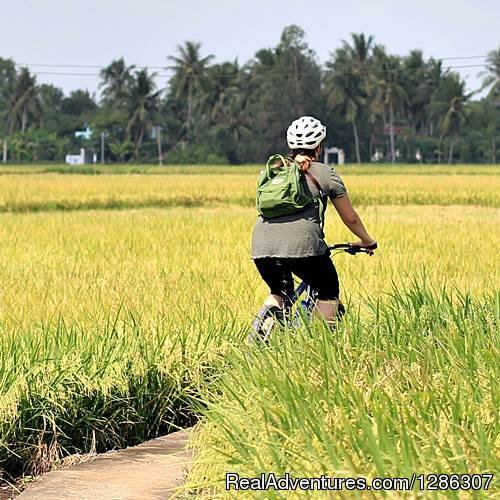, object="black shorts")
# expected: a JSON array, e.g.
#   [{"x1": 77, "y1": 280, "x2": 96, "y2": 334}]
[{"x1": 253, "y1": 254, "x2": 339, "y2": 304}]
